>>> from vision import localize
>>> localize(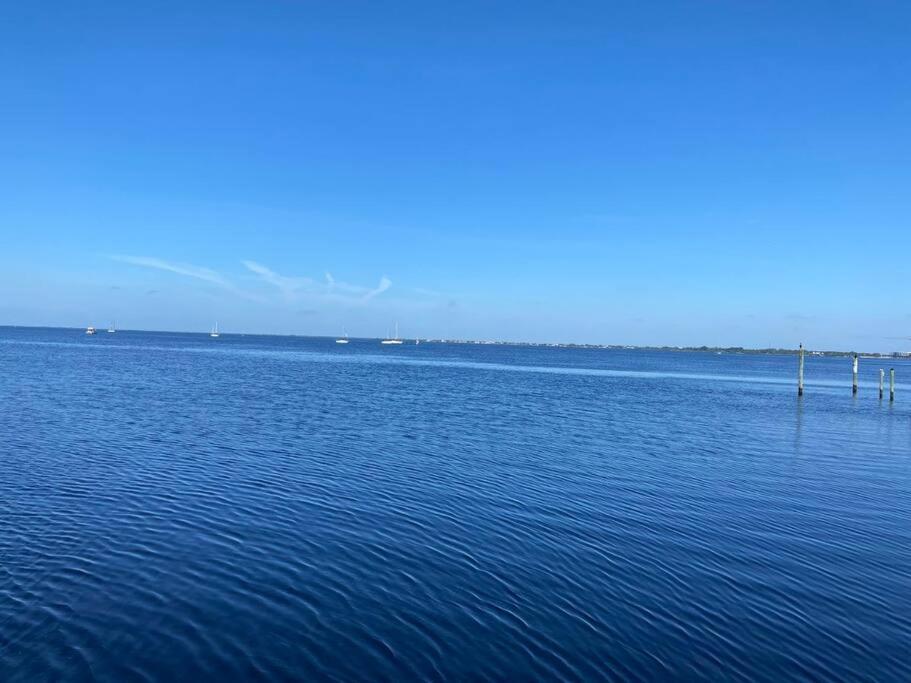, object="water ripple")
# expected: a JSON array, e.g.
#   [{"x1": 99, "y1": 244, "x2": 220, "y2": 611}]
[{"x1": 1, "y1": 329, "x2": 909, "y2": 681}]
